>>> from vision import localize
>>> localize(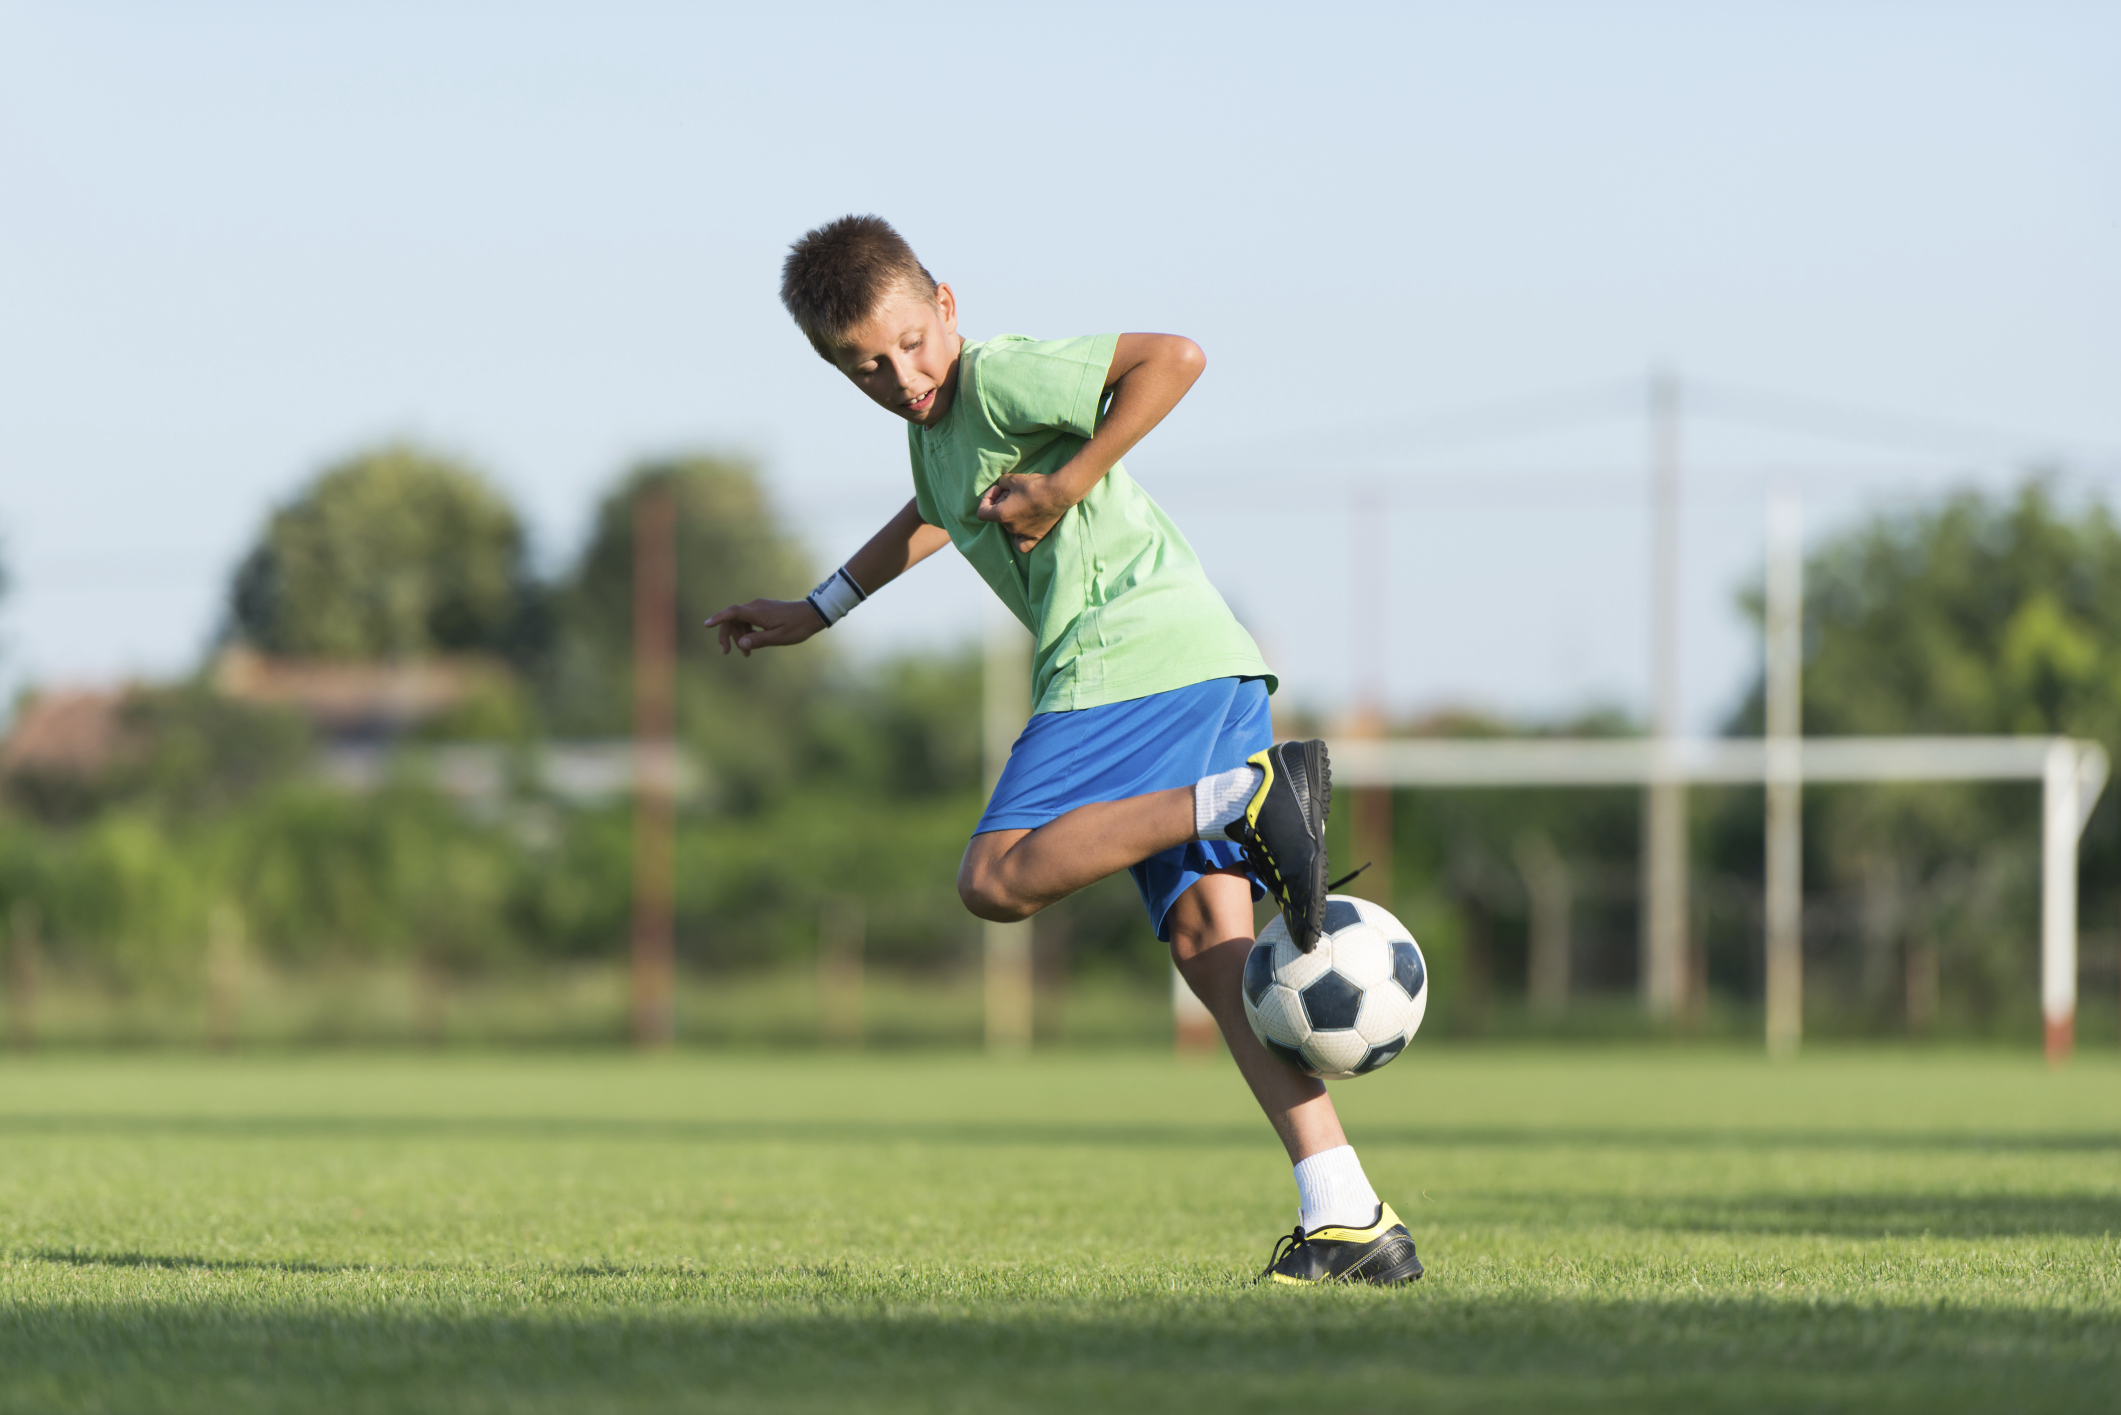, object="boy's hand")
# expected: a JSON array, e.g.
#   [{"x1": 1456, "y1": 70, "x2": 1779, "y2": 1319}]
[
  {"x1": 704, "y1": 598, "x2": 825, "y2": 656},
  {"x1": 972, "y1": 334, "x2": 1205, "y2": 553},
  {"x1": 976, "y1": 473, "x2": 1074, "y2": 553}
]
